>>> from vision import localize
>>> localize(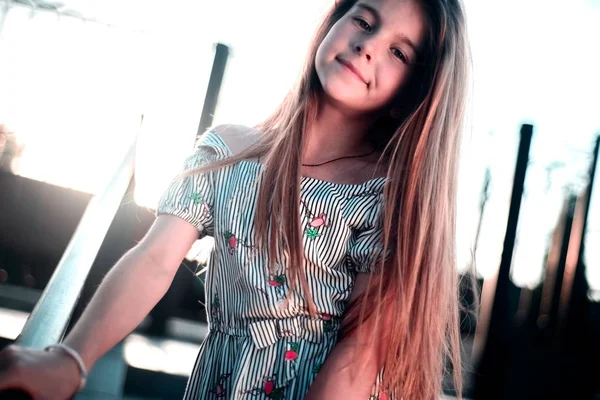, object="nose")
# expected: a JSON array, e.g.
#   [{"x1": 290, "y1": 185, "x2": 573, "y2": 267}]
[{"x1": 353, "y1": 44, "x2": 371, "y2": 61}]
